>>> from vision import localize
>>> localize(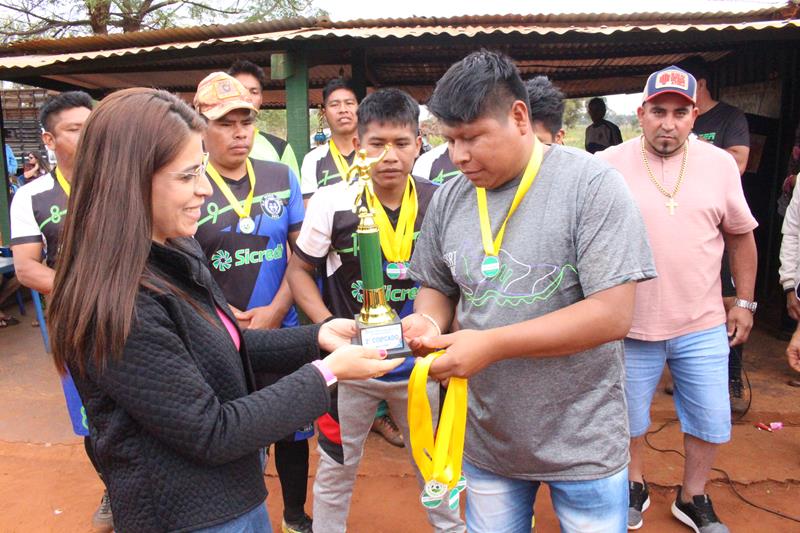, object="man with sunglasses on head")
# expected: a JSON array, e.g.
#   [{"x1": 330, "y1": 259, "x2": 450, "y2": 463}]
[{"x1": 192, "y1": 72, "x2": 311, "y2": 533}]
